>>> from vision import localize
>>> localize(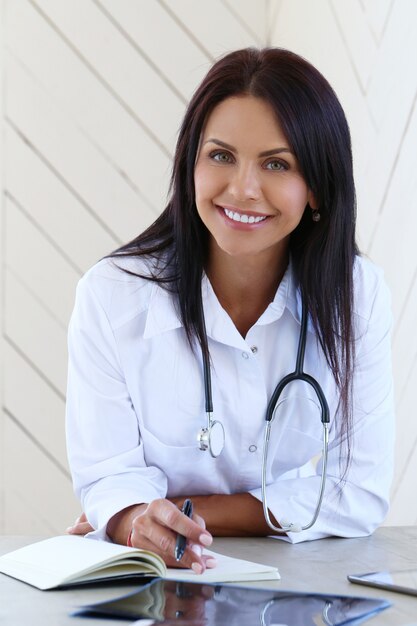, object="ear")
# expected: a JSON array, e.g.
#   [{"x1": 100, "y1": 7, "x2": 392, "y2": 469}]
[{"x1": 307, "y1": 190, "x2": 317, "y2": 210}]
